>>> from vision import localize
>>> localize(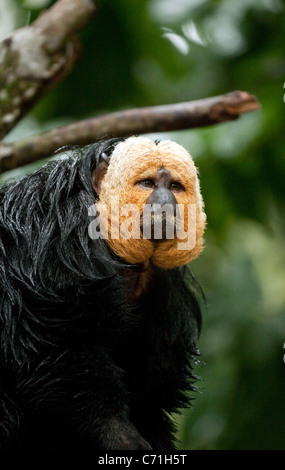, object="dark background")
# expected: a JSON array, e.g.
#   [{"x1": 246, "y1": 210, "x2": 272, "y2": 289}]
[{"x1": 1, "y1": 0, "x2": 285, "y2": 450}]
